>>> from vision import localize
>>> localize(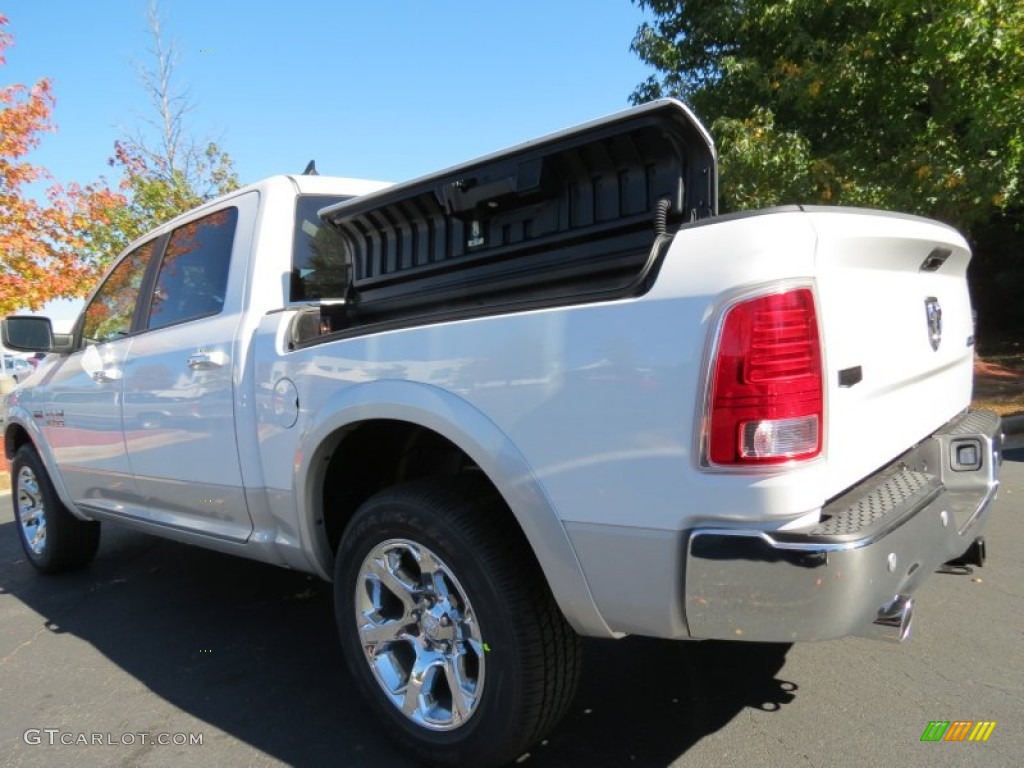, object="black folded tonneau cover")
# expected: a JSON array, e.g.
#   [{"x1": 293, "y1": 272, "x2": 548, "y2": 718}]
[{"x1": 319, "y1": 99, "x2": 717, "y2": 328}]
